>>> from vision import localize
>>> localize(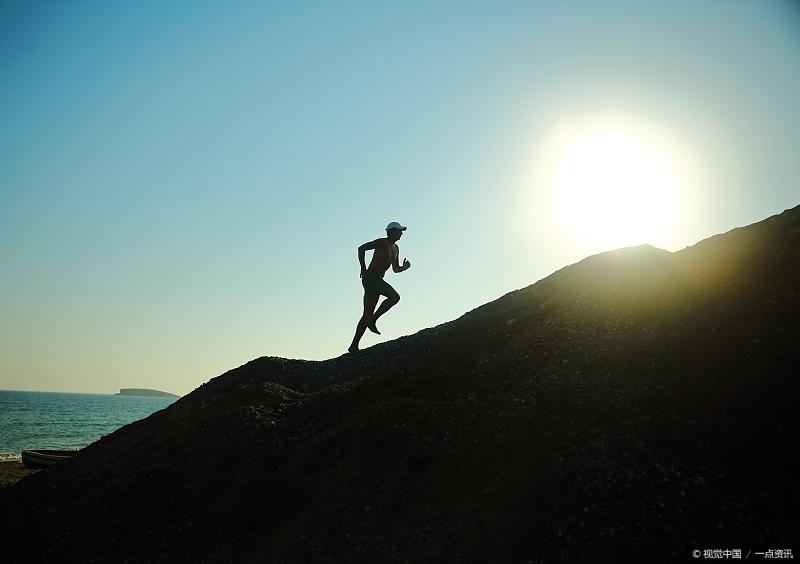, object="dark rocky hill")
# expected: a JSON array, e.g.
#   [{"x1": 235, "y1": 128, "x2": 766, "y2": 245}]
[{"x1": 2, "y1": 206, "x2": 798, "y2": 563}]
